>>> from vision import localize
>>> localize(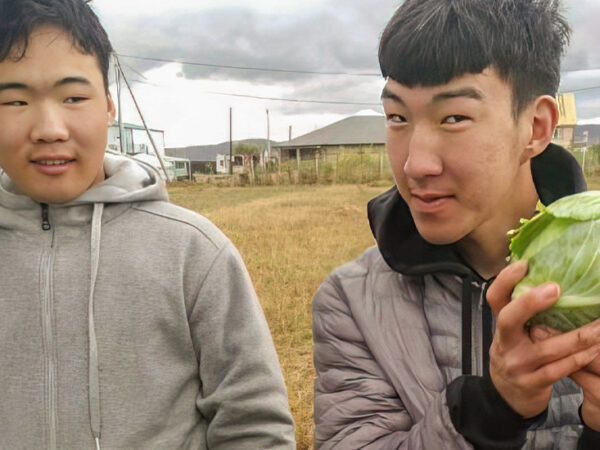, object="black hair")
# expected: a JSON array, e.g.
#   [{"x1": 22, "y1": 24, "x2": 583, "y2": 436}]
[
  {"x1": 379, "y1": 0, "x2": 571, "y2": 116},
  {"x1": 0, "y1": 0, "x2": 113, "y2": 90}
]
